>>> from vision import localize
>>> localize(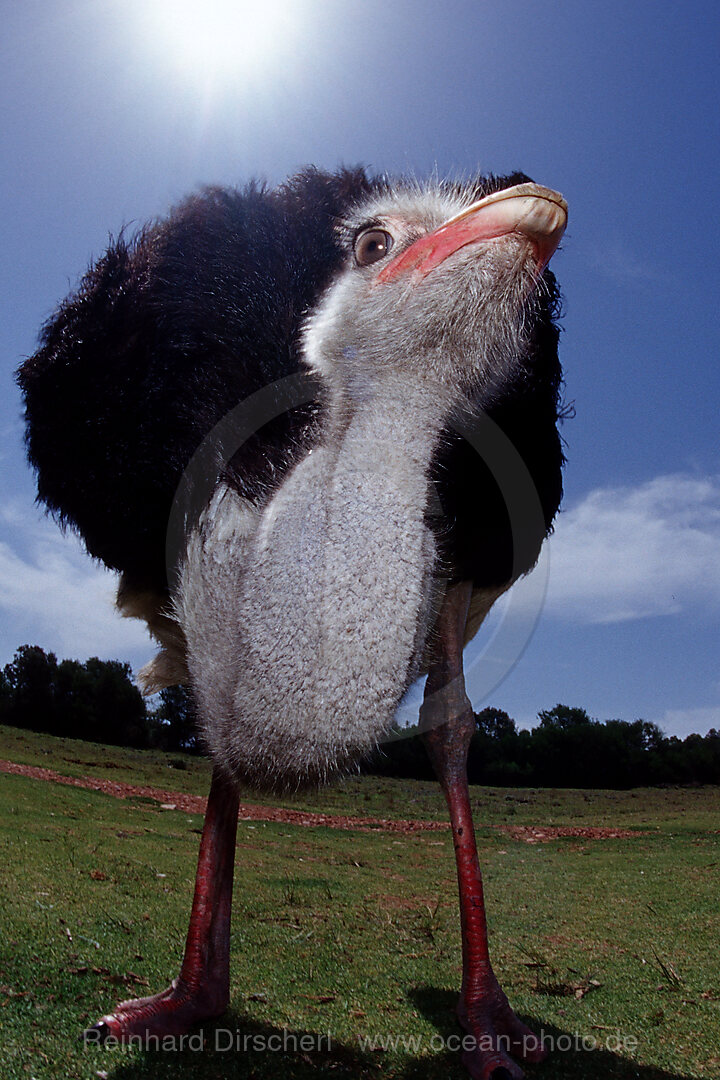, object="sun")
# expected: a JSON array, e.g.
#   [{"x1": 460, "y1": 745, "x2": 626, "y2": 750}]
[{"x1": 136, "y1": 0, "x2": 303, "y2": 84}]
